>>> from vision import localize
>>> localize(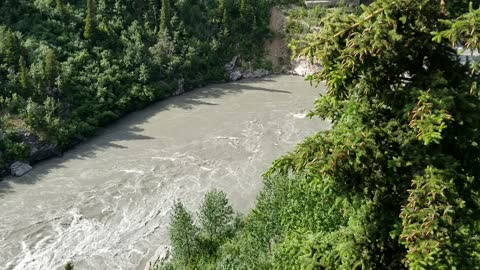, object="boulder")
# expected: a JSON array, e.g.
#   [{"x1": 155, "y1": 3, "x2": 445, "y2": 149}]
[
  {"x1": 224, "y1": 55, "x2": 240, "y2": 72},
  {"x1": 172, "y1": 78, "x2": 185, "y2": 96},
  {"x1": 10, "y1": 161, "x2": 32, "y2": 177},
  {"x1": 16, "y1": 132, "x2": 60, "y2": 163},
  {"x1": 30, "y1": 142, "x2": 60, "y2": 163},
  {"x1": 243, "y1": 69, "x2": 271, "y2": 79},
  {"x1": 290, "y1": 56, "x2": 322, "y2": 76},
  {"x1": 229, "y1": 70, "x2": 243, "y2": 81}
]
